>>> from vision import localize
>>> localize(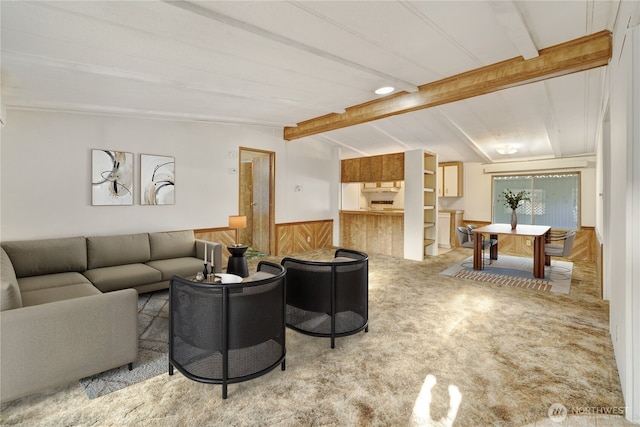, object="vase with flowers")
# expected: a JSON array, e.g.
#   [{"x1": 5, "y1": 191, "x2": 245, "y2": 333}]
[{"x1": 500, "y1": 189, "x2": 530, "y2": 229}]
